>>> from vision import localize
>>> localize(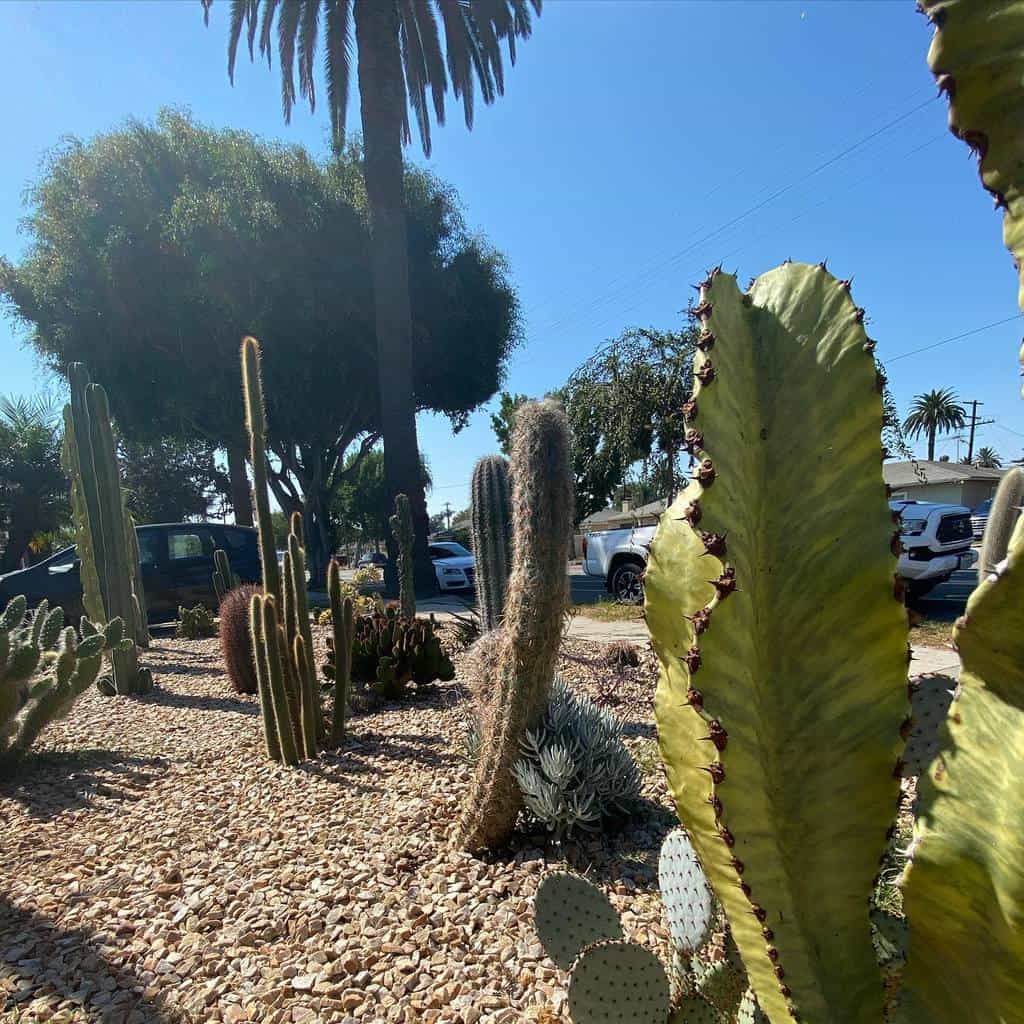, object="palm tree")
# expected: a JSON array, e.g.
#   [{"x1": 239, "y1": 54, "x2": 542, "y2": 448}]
[
  {"x1": 901, "y1": 388, "x2": 967, "y2": 461},
  {"x1": 975, "y1": 446, "x2": 1002, "y2": 468},
  {"x1": 203, "y1": 0, "x2": 540, "y2": 593}
]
